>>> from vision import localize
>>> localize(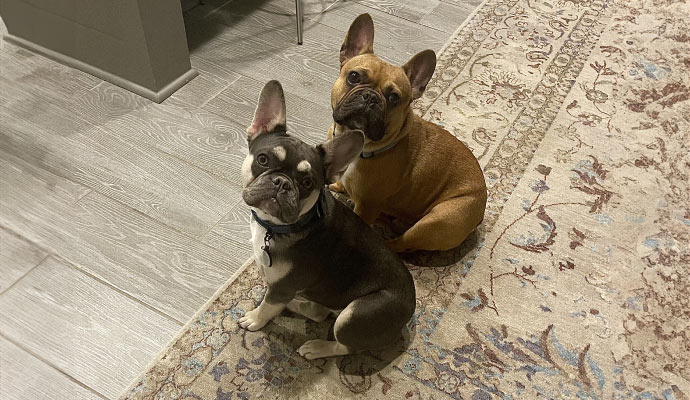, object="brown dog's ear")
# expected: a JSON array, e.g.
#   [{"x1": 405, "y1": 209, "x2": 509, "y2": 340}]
[
  {"x1": 247, "y1": 80, "x2": 287, "y2": 141},
  {"x1": 340, "y1": 14, "x2": 374, "y2": 68},
  {"x1": 403, "y1": 49, "x2": 436, "y2": 100},
  {"x1": 318, "y1": 129, "x2": 365, "y2": 183}
]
